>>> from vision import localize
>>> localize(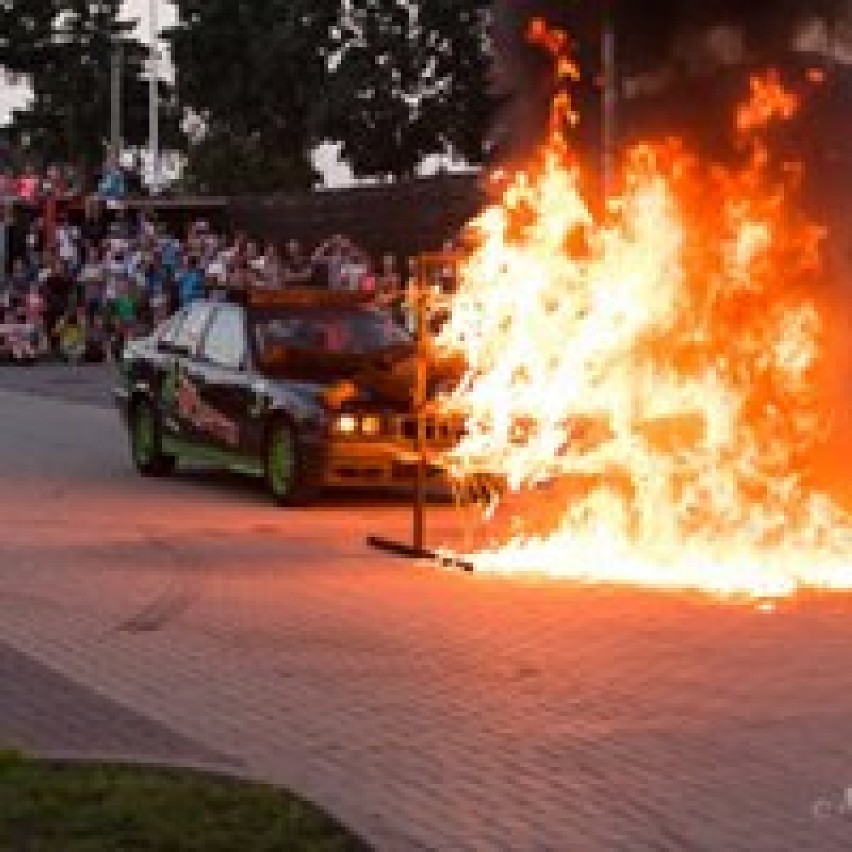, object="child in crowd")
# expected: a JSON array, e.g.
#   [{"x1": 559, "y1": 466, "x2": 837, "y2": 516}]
[
  {"x1": 57, "y1": 307, "x2": 87, "y2": 363},
  {"x1": 24, "y1": 284, "x2": 44, "y2": 328},
  {"x1": 108, "y1": 277, "x2": 139, "y2": 359},
  {"x1": 84, "y1": 313, "x2": 109, "y2": 363}
]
